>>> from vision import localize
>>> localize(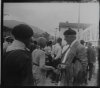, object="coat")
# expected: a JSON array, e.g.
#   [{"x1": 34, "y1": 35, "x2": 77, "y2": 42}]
[
  {"x1": 3, "y1": 50, "x2": 34, "y2": 86},
  {"x1": 87, "y1": 46, "x2": 96, "y2": 64},
  {"x1": 3, "y1": 40, "x2": 34, "y2": 86},
  {"x1": 61, "y1": 41, "x2": 88, "y2": 86}
]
